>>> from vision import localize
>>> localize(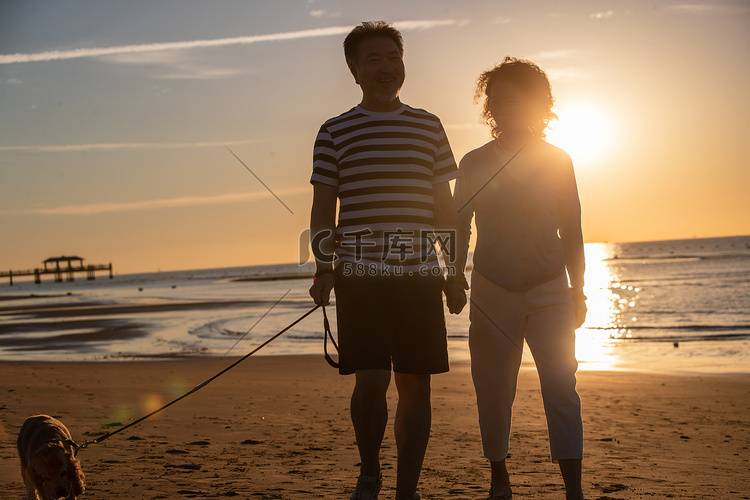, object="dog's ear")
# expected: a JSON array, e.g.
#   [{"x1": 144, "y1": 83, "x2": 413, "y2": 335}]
[
  {"x1": 27, "y1": 461, "x2": 42, "y2": 485},
  {"x1": 66, "y1": 451, "x2": 86, "y2": 495},
  {"x1": 70, "y1": 458, "x2": 86, "y2": 495},
  {"x1": 26, "y1": 449, "x2": 48, "y2": 487}
]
